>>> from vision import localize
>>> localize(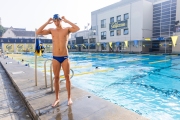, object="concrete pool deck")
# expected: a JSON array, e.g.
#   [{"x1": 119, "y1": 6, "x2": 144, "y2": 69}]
[{"x1": 0, "y1": 57, "x2": 148, "y2": 120}]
